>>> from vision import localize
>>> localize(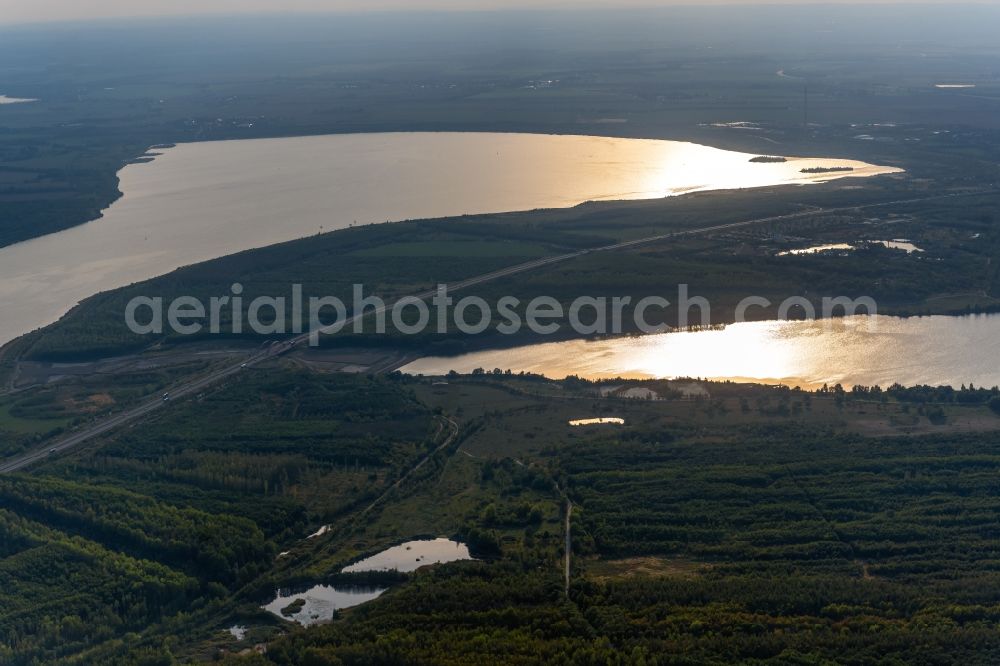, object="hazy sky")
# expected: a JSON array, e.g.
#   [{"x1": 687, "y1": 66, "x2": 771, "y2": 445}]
[{"x1": 0, "y1": 0, "x2": 983, "y2": 27}]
